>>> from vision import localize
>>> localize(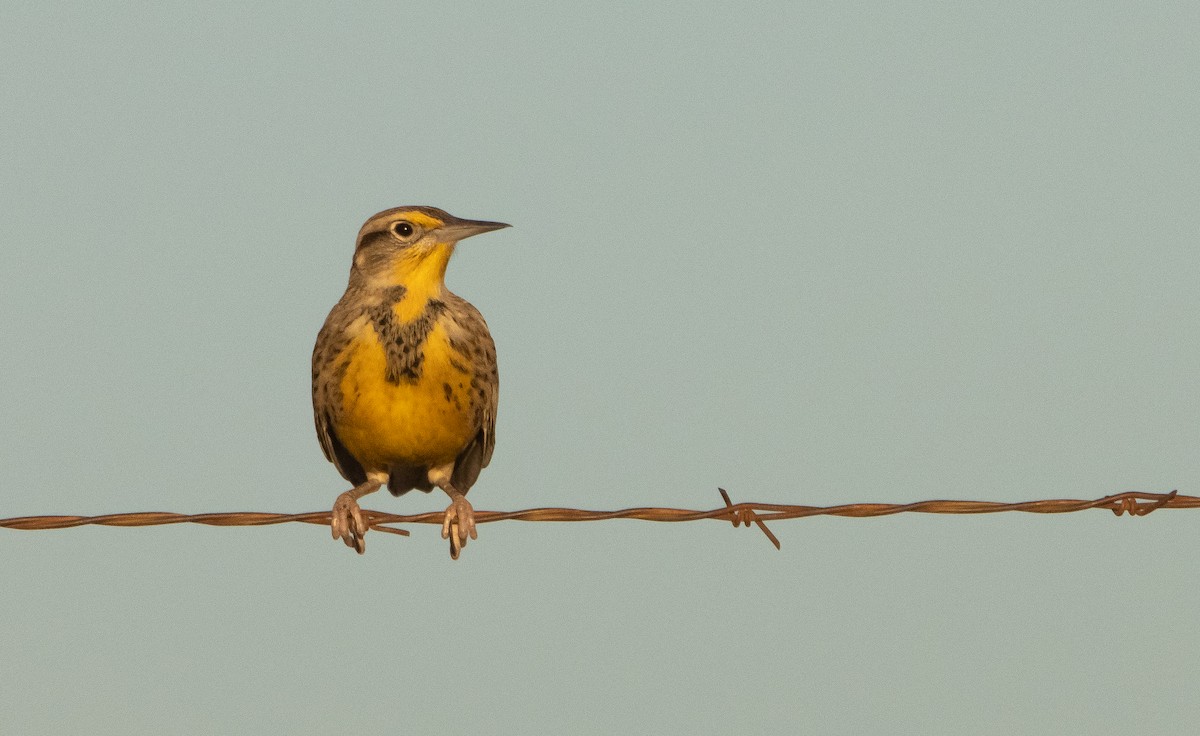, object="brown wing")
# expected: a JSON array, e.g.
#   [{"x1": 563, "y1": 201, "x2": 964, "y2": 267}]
[
  {"x1": 312, "y1": 303, "x2": 367, "y2": 486},
  {"x1": 445, "y1": 294, "x2": 498, "y2": 493}
]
